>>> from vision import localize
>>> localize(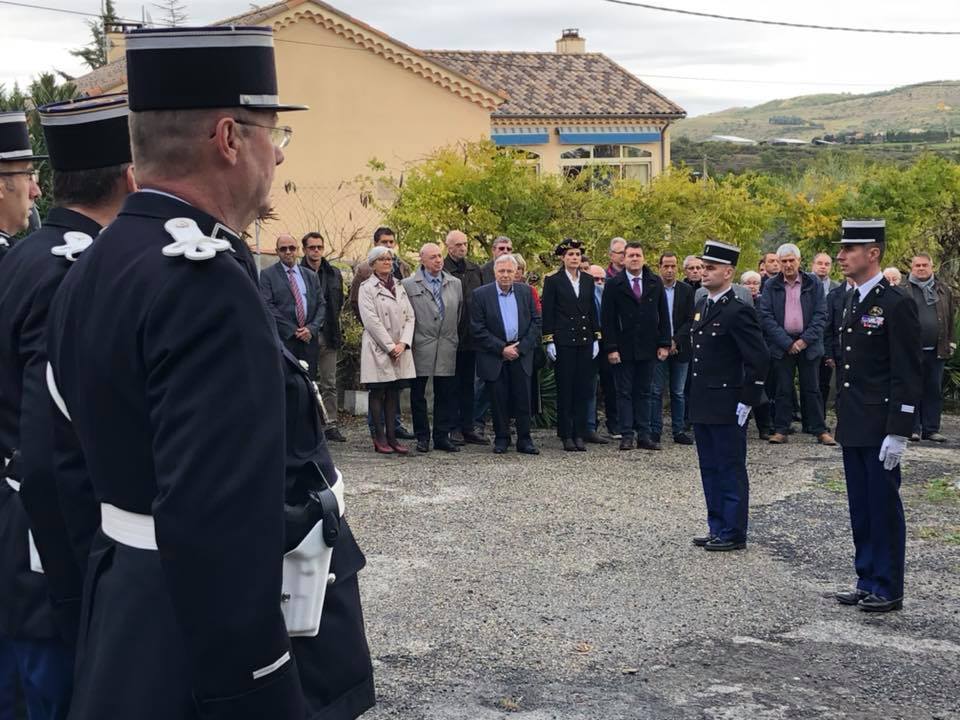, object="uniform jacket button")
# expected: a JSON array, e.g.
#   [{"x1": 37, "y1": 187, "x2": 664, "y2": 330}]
[
  {"x1": 327, "y1": 573, "x2": 336, "y2": 585},
  {"x1": 843, "y1": 382, "x2": 850, "y2": 388}
]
